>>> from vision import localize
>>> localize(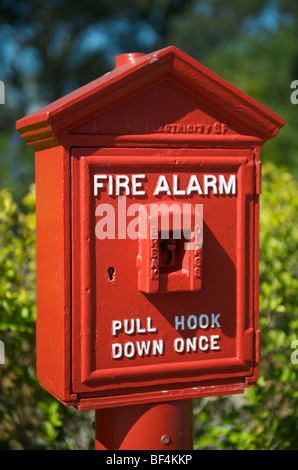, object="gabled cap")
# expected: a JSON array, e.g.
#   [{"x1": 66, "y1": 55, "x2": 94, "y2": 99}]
[{"x1": 16, "y1": 46, "x2": 285, "y2": 150}]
